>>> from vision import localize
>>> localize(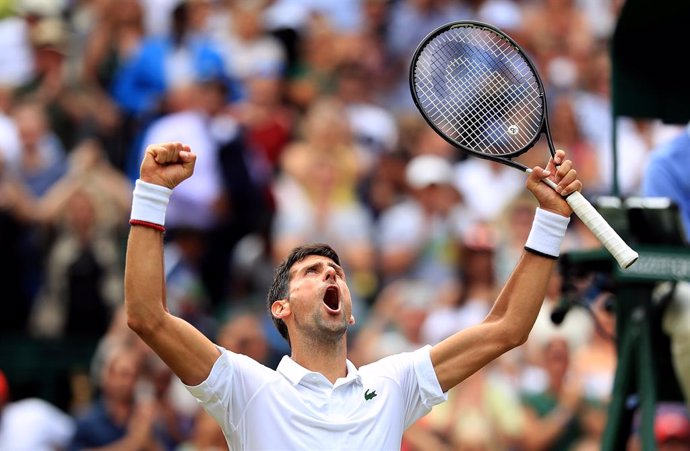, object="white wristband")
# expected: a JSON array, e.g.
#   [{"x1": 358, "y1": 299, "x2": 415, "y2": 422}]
[
  {"x1": 524, "y1": 207, "x2": 570, "y2": 259},
  {"x1": 130, "y1": 179, "x2": 172, "y2": 226}
]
